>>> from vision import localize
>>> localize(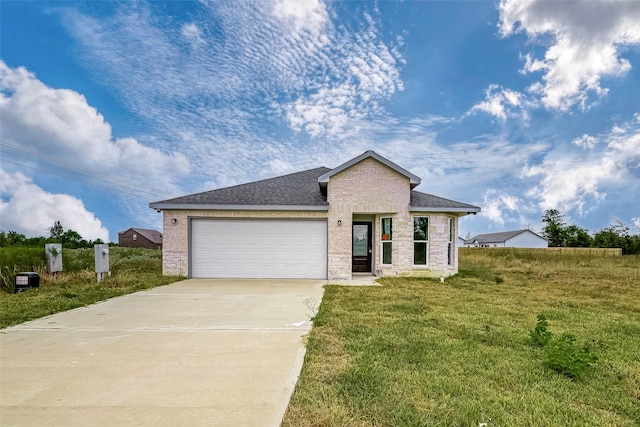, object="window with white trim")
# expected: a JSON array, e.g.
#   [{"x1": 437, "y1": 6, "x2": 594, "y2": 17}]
[
  {"x1": 447, "y1": 217, "x2": 454, "y2": 266},
  {"x1": 381, "y1": 217, "x2": 392, "y2": 265},
  {"x1": 413, "y1": 216, "x2": 429, "y2": 265}
]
